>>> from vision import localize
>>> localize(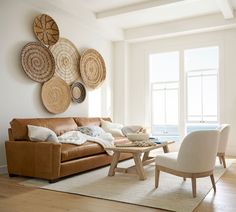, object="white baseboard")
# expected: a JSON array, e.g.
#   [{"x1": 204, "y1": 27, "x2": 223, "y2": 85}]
[{"x1": 0, "y1": 165, "x2": 8, "y2": 174}]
